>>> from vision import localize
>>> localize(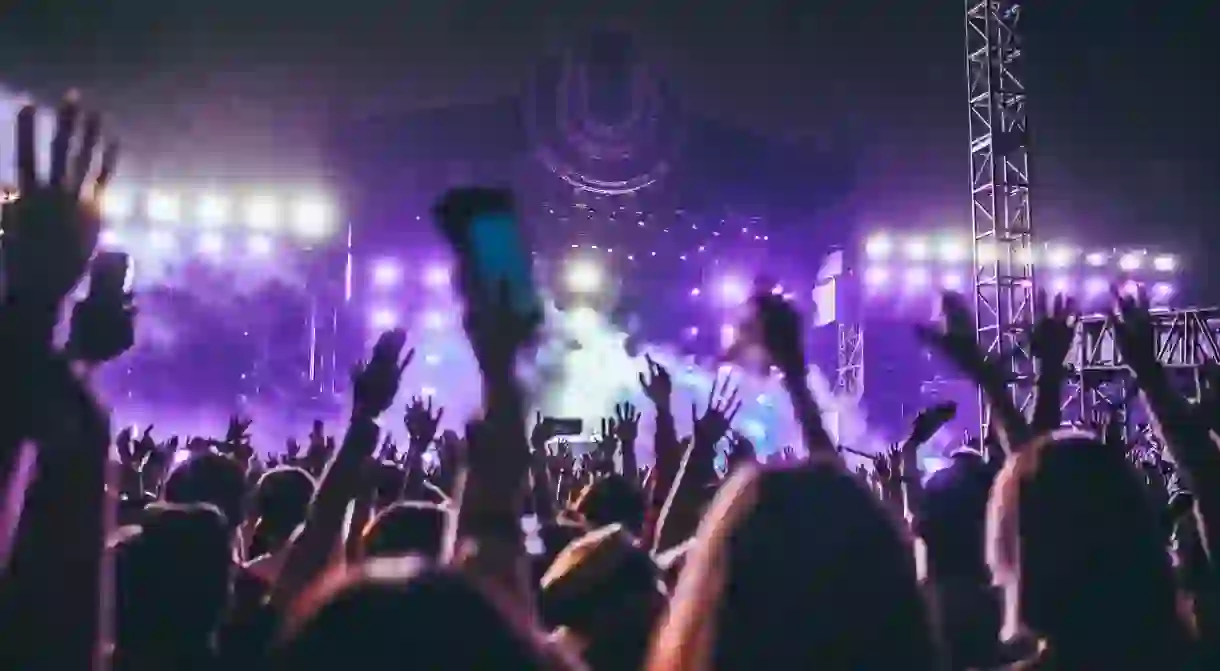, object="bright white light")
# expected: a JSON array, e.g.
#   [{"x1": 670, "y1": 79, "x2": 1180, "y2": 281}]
[
  {"x1": 422, "y1": 311, "x2": 446, "y2": 330},
  {"x1": 148, "y1": 230, "x2": 176, "y2": 251},
  {"x1": 864, "y1": 267, "x2": 889, "y2": 287},
  {"x1": 905, "y1": 238, "x2": 929, "y2": 261},
  {"x1": 199, "y1": 194, "x2": 231, "y2": 226},
  {"x1": 566, "y1": 260, "x2": 603, "y2": 293},
  {"x1": 1118, "y1": 253, "x2": 1142, "y2": 271},
  {"x1": 198, "y1": 232, "x2": 224, "y2": 255},
  {"x1": 371, "y1": 260, "x2": 401, "y2": 287},
  {"x1": 147, "y1": 192, "x2": 181, "y2": 223},
  {"x1": 941, "y1": 273, "x2": 964, "y2": 290},
  {"x1": 245, "y1": 196, "x2": 281, "y2": 231},
  {"x1": 246, "y1": 234, "x2": 273, "y2": 256},
  {"x1": 865, "y1": 234, "x2": 893, "y2": 259},
  {"x1": 938, "y1": 239, "x2": 967, "y2": 263},
  {"x1": 1046, "y1": 246, "x2": 1074, "y2": 268},
  {"x1": 1084, "y1": 277, "x2": 1108, "y2": 295},
  {"x1": 1152, "y1": 255, "x2": 1176, "y2": 272},
  {"x1": 1085, "y1": 252, "x2": 1108, "y2": 267},
  {"x1": 422, "y1": 265, "x2": 449, "y2": 289},
  {"x1": 718, "y1": 276, "x2": 748, "y2": 304},
  {"x1": 904, "y1": 267, "x2": 929, "y2": 287},
  {"x1": 293, "y1": 198, "x2": 333, "y2": 238},
  {"x1": 100, "y1": 190, "x2": 134, "y2": 220},
  {"x1": 370, "y1": 308, "x2": 398, "y2": 330}
]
